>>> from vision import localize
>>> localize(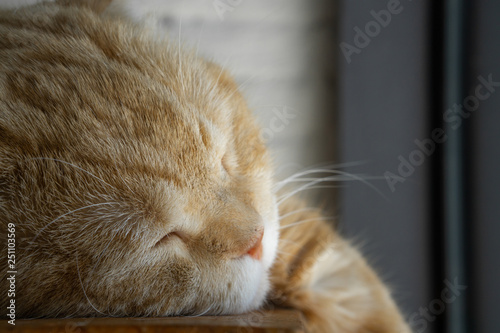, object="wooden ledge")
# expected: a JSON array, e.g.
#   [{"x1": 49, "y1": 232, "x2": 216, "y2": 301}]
[{"x1": 1, "y1": 309, "x2": 305, "y2": 333}]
